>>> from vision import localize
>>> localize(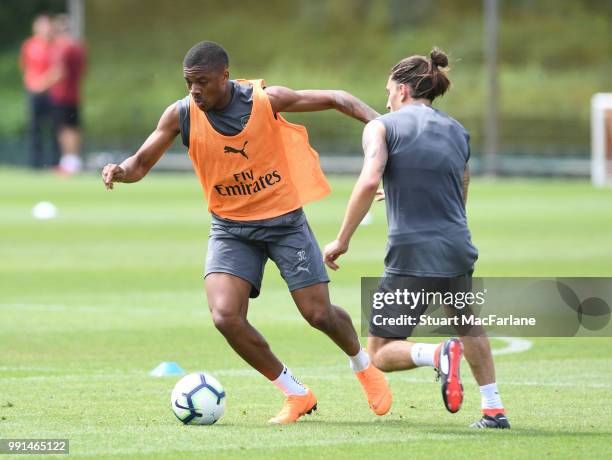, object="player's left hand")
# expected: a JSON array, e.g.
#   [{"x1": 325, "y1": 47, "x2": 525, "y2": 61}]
[{"x1": 323, "y1": 239, "x2": 349, "y2": 271}]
